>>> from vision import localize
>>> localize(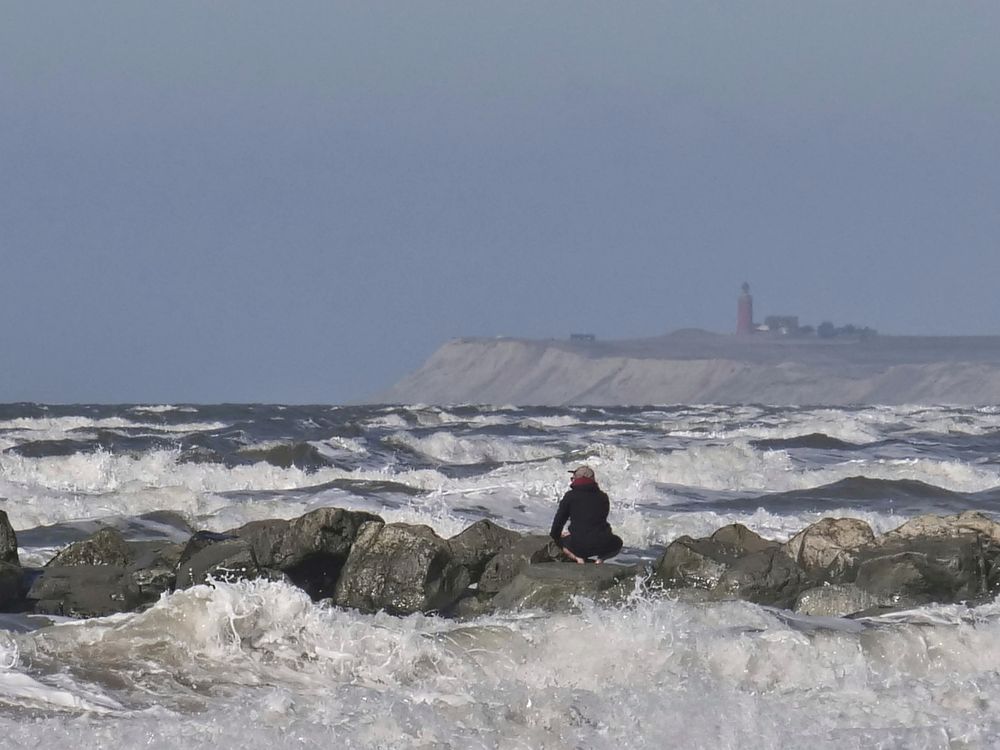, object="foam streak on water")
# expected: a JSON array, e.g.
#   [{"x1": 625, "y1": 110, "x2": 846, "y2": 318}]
[{"x1": 0, "y1": 403, "x2": 999, "y2": 747}]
